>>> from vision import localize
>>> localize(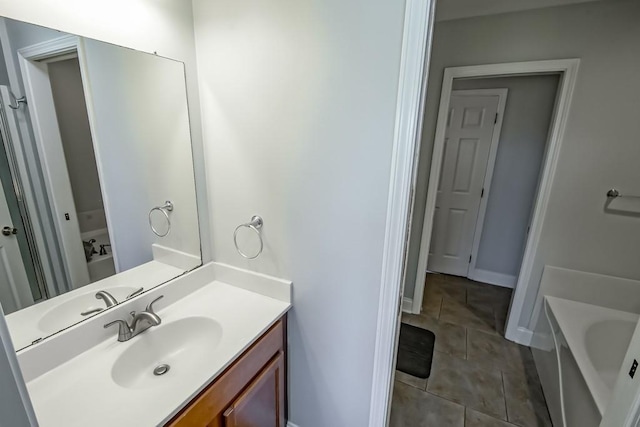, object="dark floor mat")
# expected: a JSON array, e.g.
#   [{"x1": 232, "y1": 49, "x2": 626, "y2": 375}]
[{"x1": 396, "y1": 323, "x2": 435, "y2": 379}]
